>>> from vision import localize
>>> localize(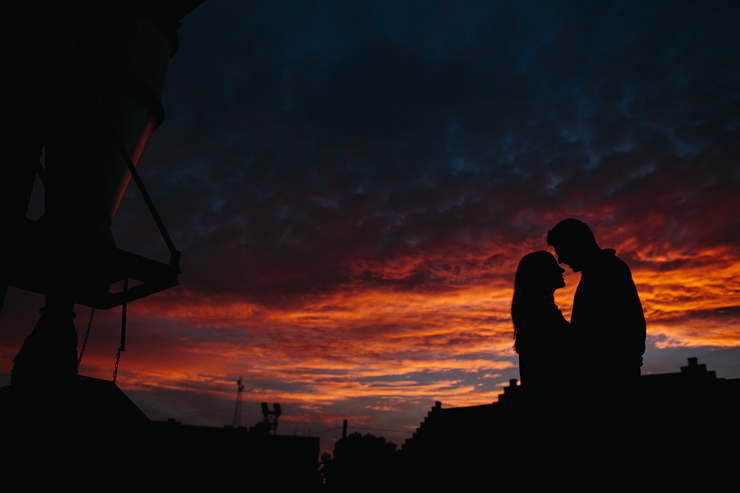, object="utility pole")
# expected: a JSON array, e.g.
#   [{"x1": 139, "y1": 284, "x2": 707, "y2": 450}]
[{"x1": 232, "y1": 377, "x2": 244, "y2": 428}]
